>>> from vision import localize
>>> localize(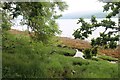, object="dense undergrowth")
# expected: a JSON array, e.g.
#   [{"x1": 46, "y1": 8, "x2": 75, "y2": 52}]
[{"x1": 2, "y1": 31, "x2": 118, "y2": 78}]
